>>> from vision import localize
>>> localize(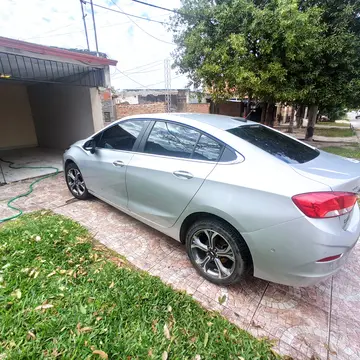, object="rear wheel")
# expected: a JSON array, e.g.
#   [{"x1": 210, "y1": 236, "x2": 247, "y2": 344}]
[
  {"x1": 65, "y1": 162, "x2": 89, "y2": 200},
  {"x1": 185, "y1": 219, "x2": 251, "y2": 286}
]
